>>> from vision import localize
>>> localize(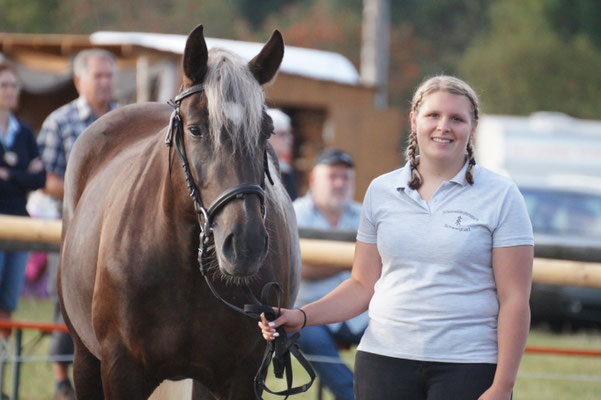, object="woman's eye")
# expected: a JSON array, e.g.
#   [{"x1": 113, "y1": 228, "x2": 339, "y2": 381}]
[{"x1": 188, "y1": 126, "x2": 202, "y2": 137}]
